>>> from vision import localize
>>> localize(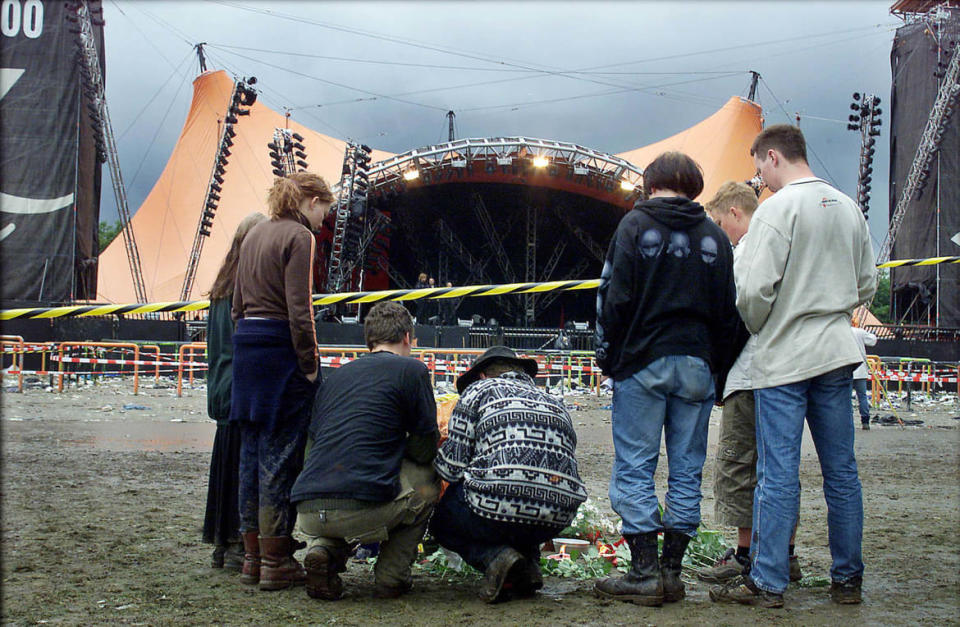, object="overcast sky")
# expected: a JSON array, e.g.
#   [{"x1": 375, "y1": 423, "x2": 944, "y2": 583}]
[{"x1": 101, "y1": 0, "x2": 899, "y2": 249}]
